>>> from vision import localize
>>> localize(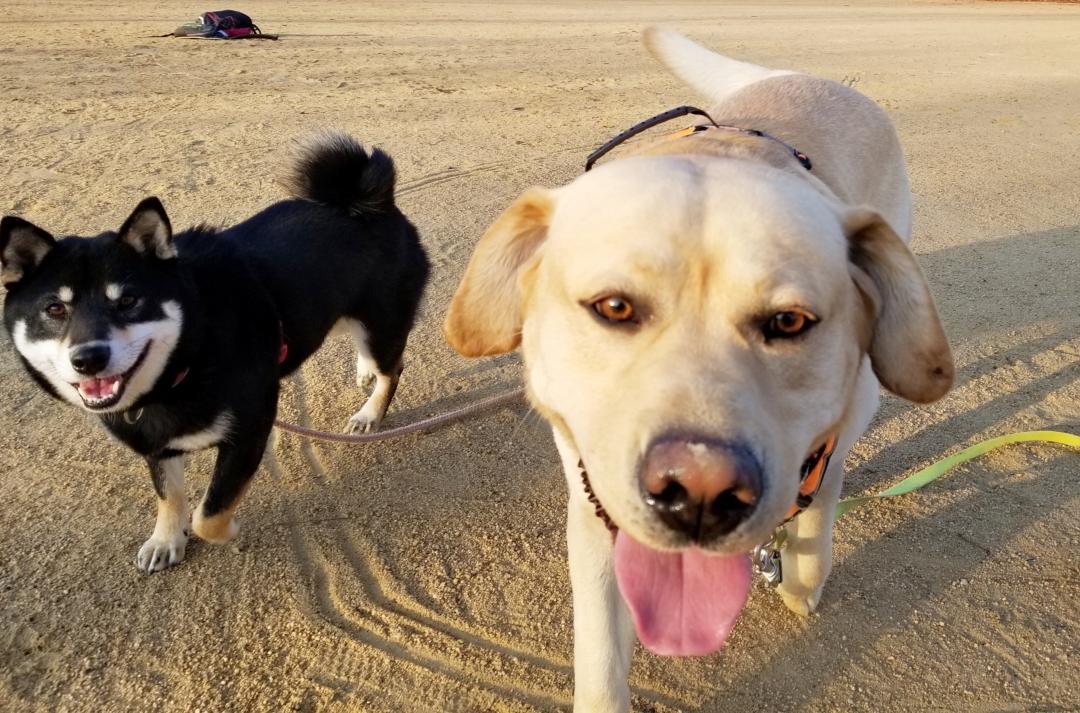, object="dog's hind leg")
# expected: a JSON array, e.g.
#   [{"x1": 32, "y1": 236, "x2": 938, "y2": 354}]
[
  {"x1": 341, "y1": 318, "x2": 378, "y2": 390},
  {"x1": 343, "y1": 318, "x2": 403, "y2": 434},
  {"x1": 137, "y1": 454, "x2": 190, "y2": 573},
  {"x1": 346, "y1": 364, "x2": 400, "y2": 435},
  {"x1": 191, "y1": 430, "x2": 270, "y2": 544}
]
